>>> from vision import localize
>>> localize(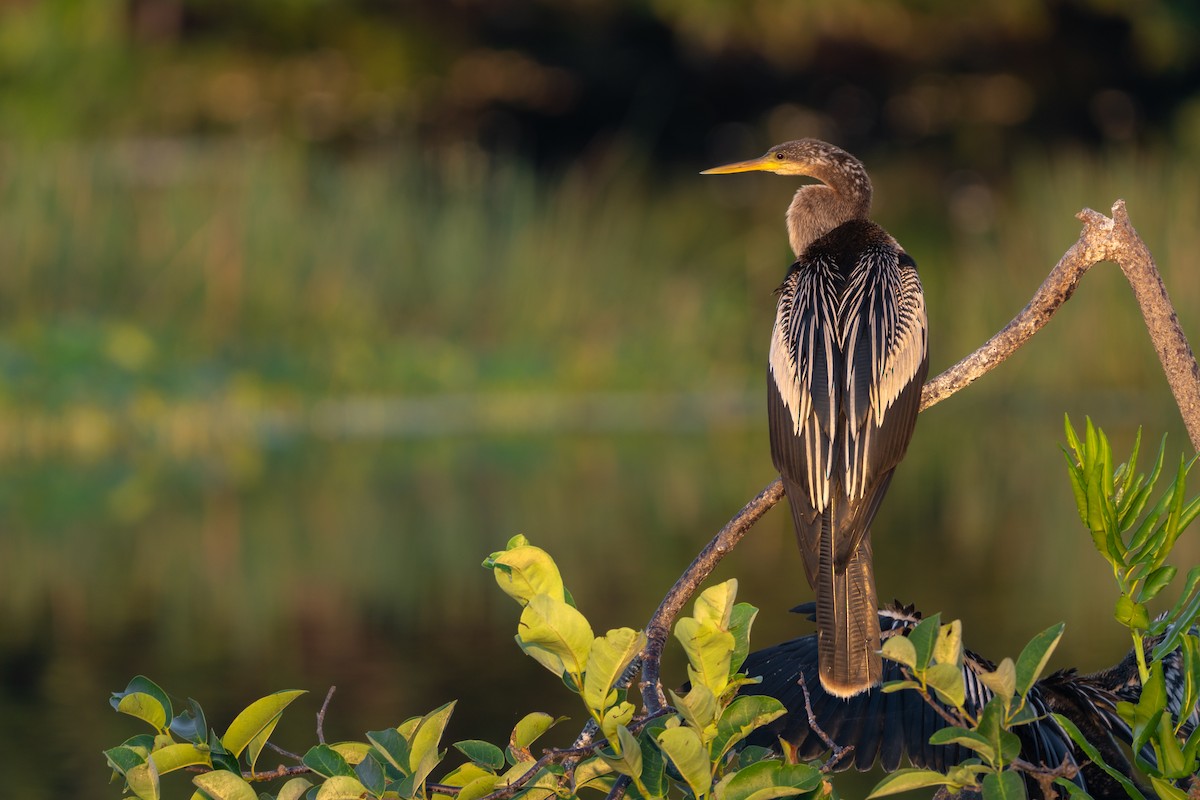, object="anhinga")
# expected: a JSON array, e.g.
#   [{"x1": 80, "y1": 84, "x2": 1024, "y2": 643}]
[
  {"x1": 739, "y1": 603, "x2": 1200, "y2": 800},
  {"x1": 703, "y1": 140, "x2": 929, "y2": 697}
]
